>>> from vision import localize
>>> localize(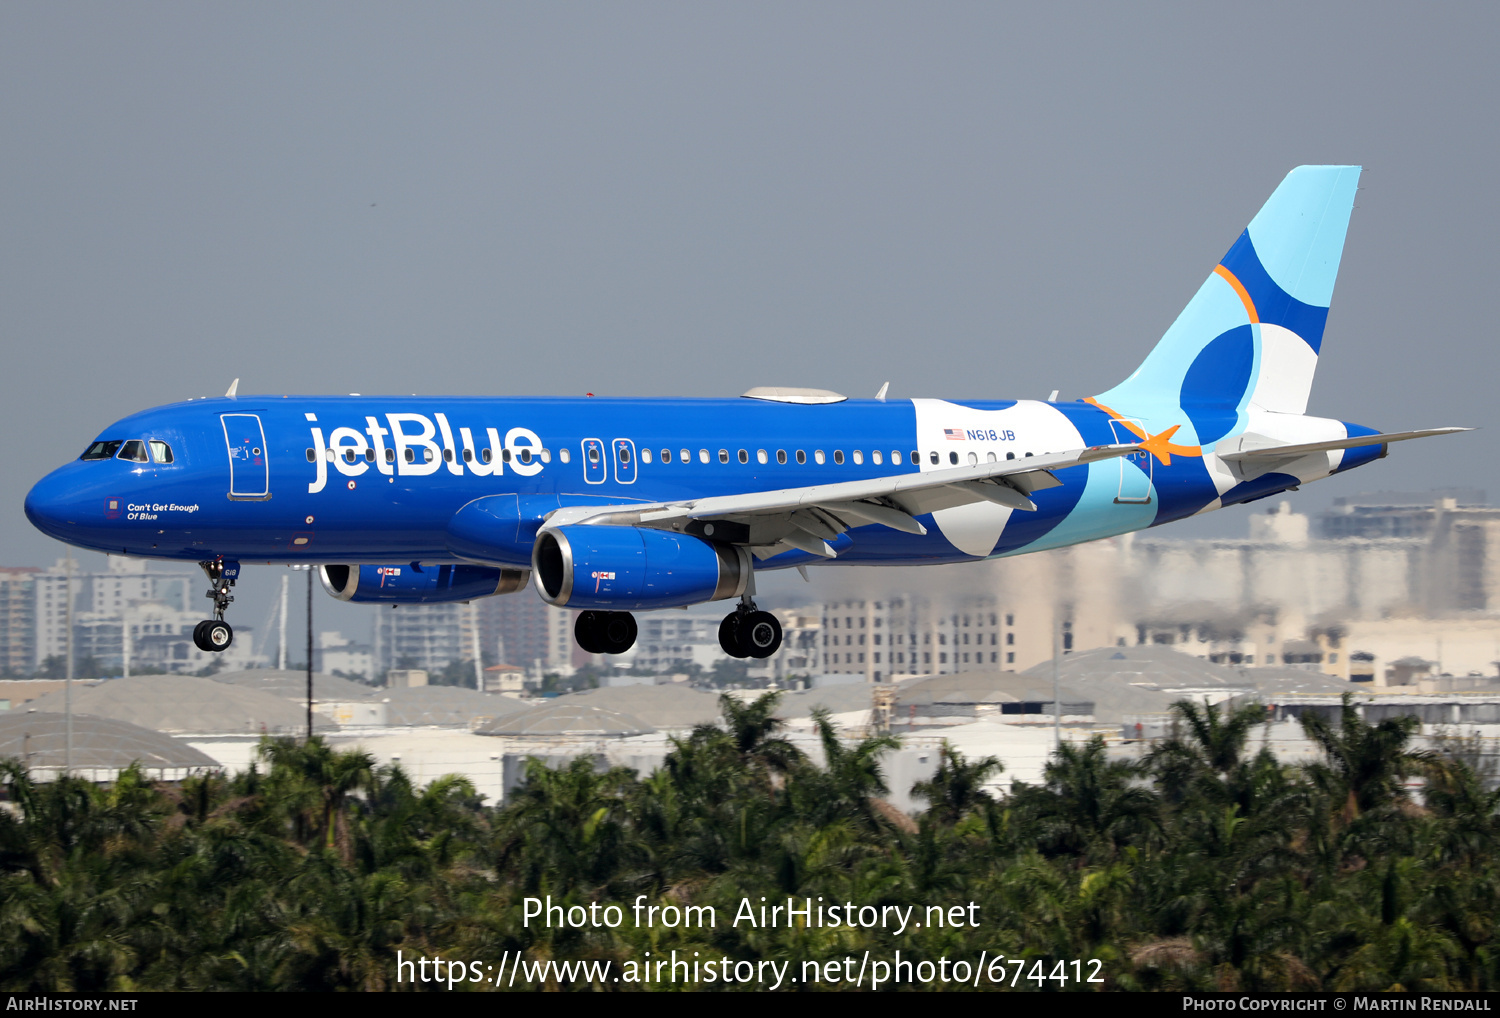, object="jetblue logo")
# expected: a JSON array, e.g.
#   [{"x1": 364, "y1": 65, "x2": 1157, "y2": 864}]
[{"x1": 305, "y1": 412, "x2": 544, "y2": 494}]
